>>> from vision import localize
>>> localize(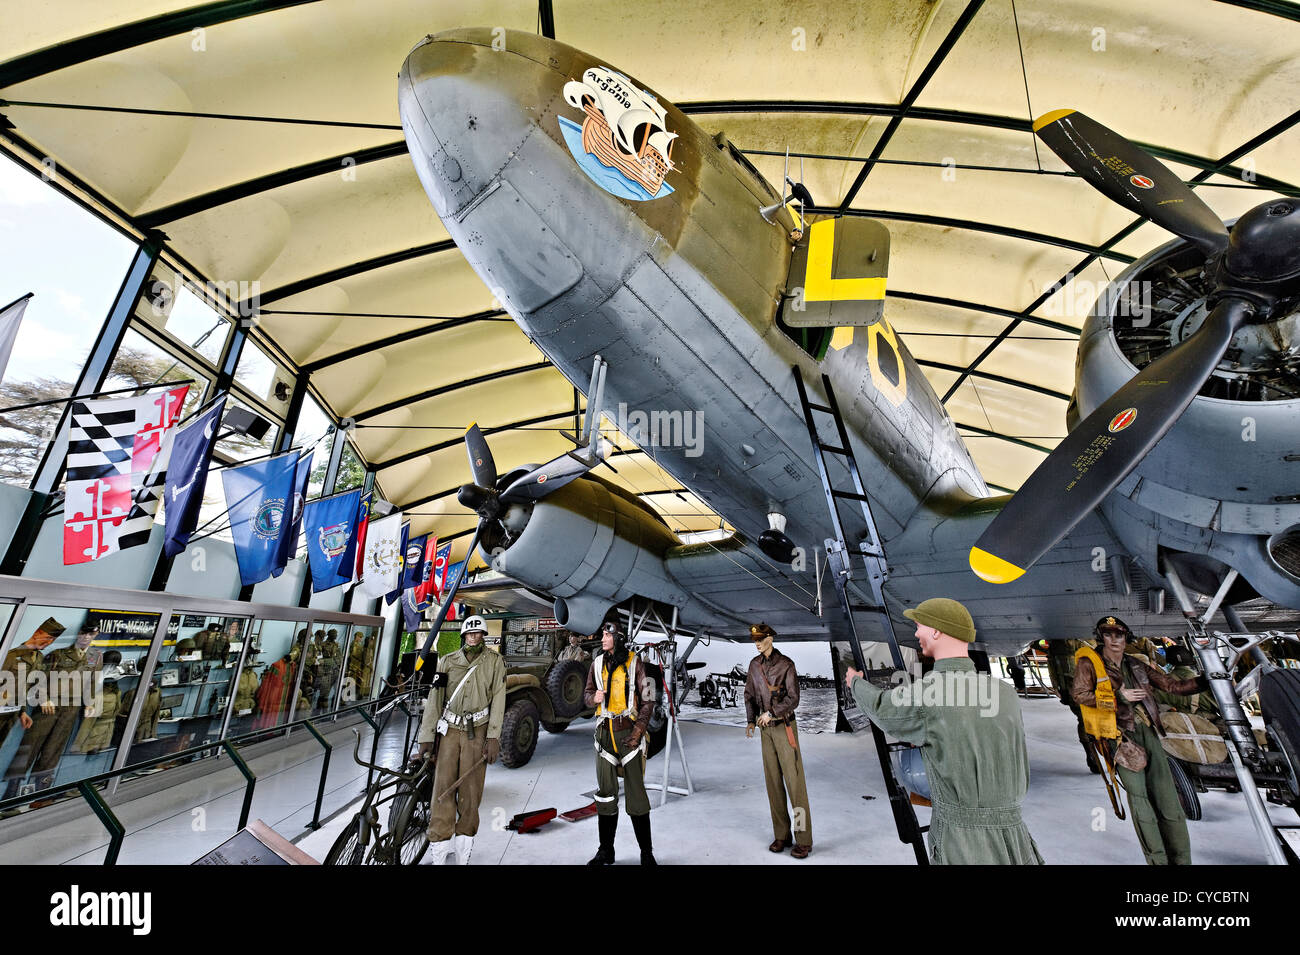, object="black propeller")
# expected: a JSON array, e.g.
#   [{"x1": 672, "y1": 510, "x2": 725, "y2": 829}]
[
  {"x1": 416, "y1": 389, "x2": 611, "y2": 673},
  {"x1": 971, "y1": 110, "x2": 1300, "y2": 584}
]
